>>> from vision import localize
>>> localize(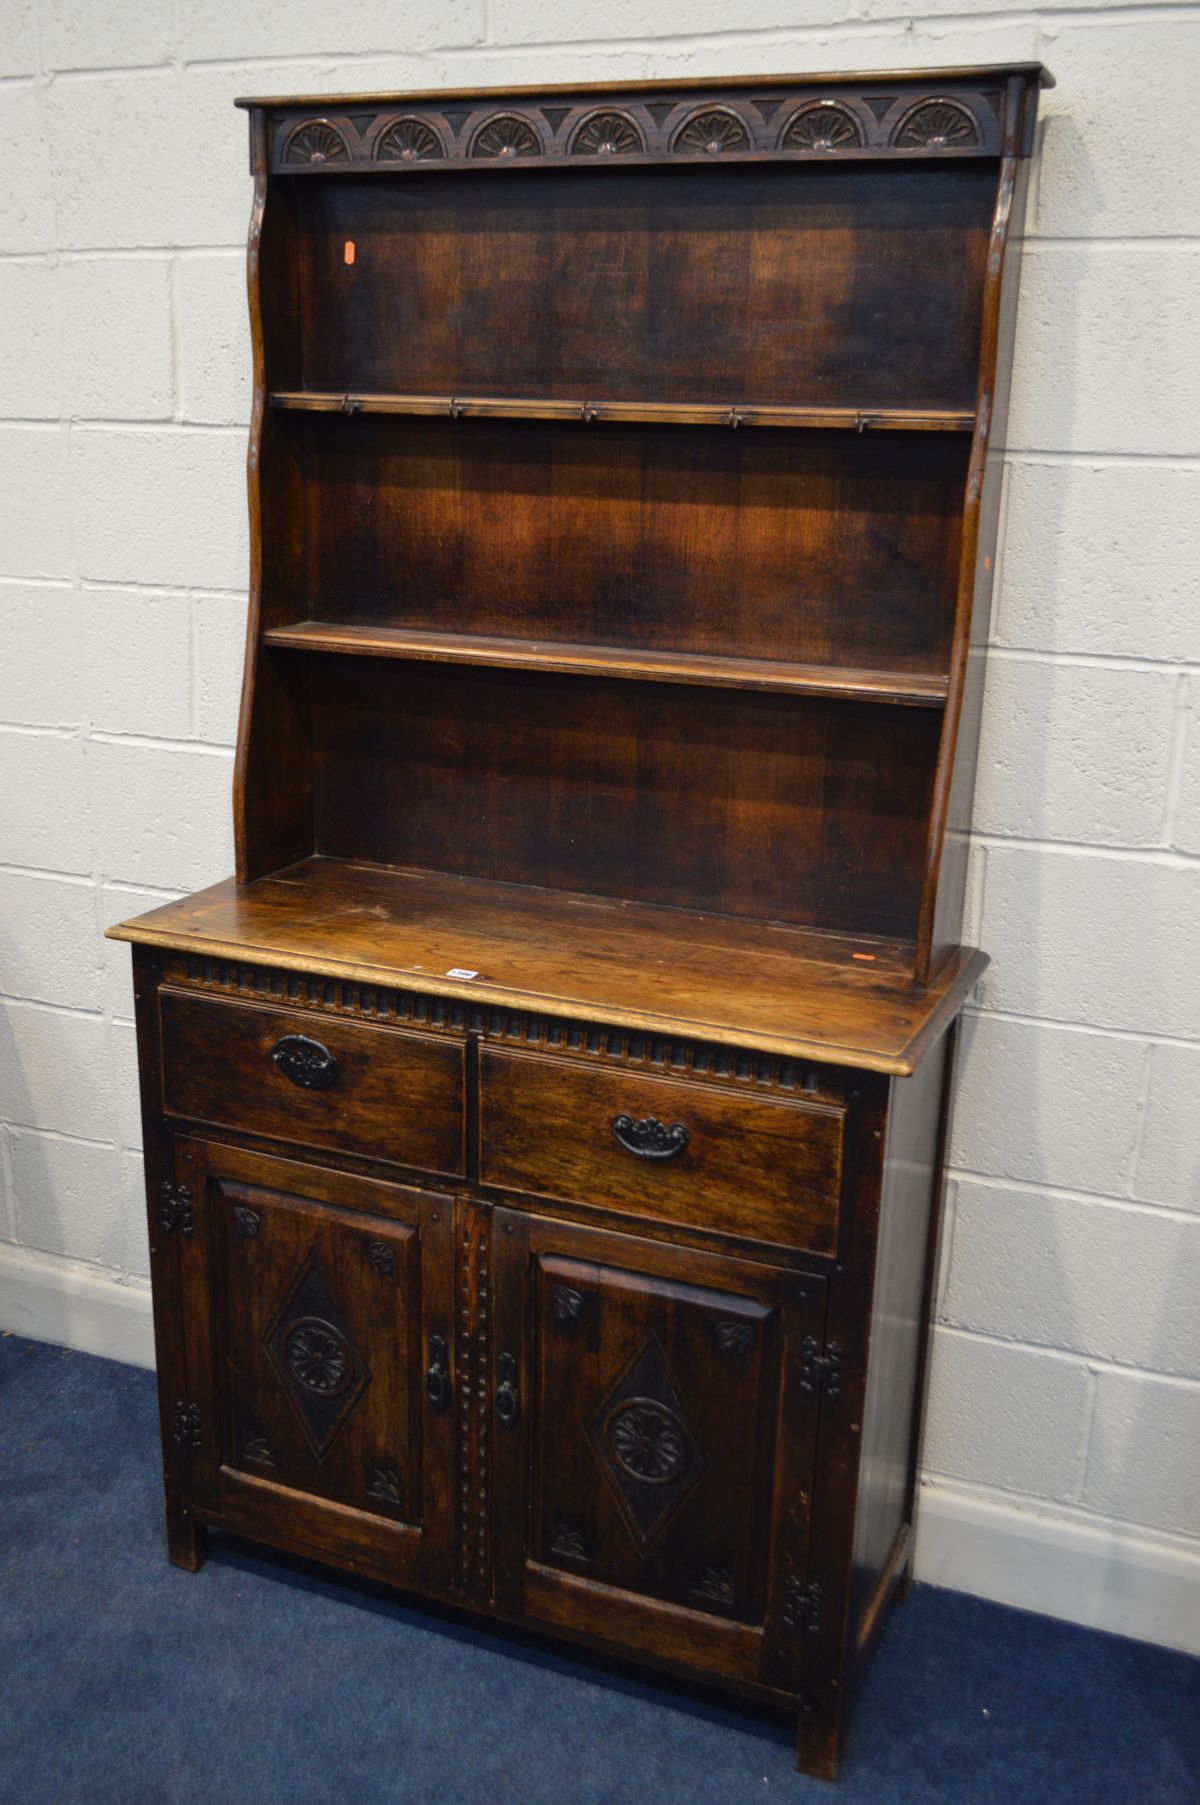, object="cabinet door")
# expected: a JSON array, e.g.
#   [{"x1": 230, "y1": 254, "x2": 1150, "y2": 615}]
[
  {"x1": 492, "y1": 1210, "x2": 826, "y2": 1689},
  {"x1": 174, "y1": 1139, "x2": 456, "y2": 1590}
]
